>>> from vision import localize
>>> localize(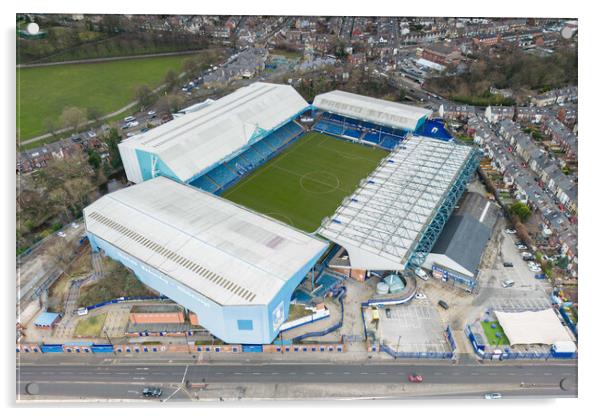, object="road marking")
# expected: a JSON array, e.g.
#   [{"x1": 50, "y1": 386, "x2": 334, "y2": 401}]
[
  {"x1": 215, "y1": 372, "x2": 224, "y2": 375},
  {"x1": 377, "y1": 372, "x2": 388, "y2": 375},
  {"x1": 434, "y1": 372, "x2": 442, "y2": 376},
  {"x1": 323, "y1": 372, "x2": 333, "y2": 375},
  {"x1": 343, "y1": 372, "x2": 350, "y2": 375},
  {"x1": 524, "y1": 373, "x2": 533, "y2": 376},
  {"x1": 252, "y1": 372, "x2": 261, "y2": 375},
  {"x1": 271, "y1": 372, "x2": 280, "y2": 375},
  {"x1": 544, "y1": 373, "x2": 552, "y2": 376},
  {"x1": 508, "y1": 373, "x2": 516, "y2": 376},
  {"x1": 488, "y1": 373, "x2": 497, "y2": 376},
  {"x1": 127, "y1": 390, "x2": 139, "y2": 394},
  {"x1": 471, "y1": 373, "x2": 479, "y2": 376},
  {"x1": 234, "y1": 372, "x2": 243, "y2": 375},
  {"x1": 116, "y1": 372, "x2": 128, "y2": 375},
  {"x1": 181, "y1": 365, "x2": 189, "y2": 384},
  {"x1": 360, "y1": 372, "x2": 368, "y2": 375},
  {"x1": 97, "y1": 372, "x2": 110, "y2": 375},
  {"x1": 133, "y1": 377, "x2": 146, "y2": 380},
  {"x1": 306, "y1": 372, "x2": 315, "y2": 375}
]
